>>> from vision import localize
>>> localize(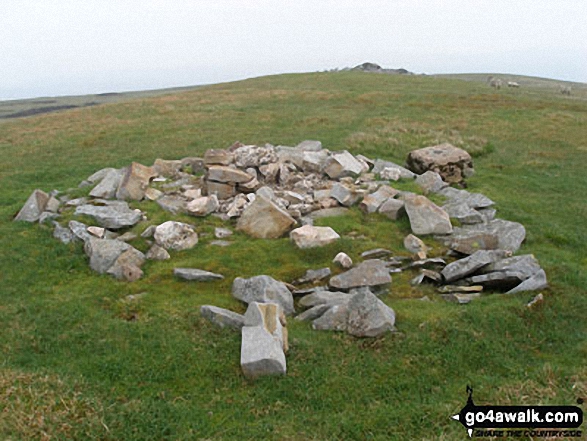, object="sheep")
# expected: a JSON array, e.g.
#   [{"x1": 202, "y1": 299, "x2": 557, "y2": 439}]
[
  {"x1": 489, "y1": 78, "x2": 503, "y2": 90},
  {"x1": 560, "y1": 86, "x2": 572, "y2": 96},
  {"x1": 507, "y1": 81, "x2": 520, "y2": 88}
]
